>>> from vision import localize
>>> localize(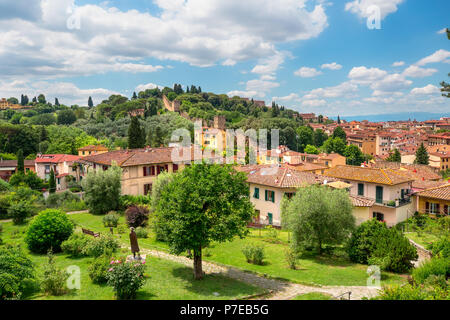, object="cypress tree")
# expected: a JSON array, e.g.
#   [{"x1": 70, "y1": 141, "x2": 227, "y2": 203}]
[
  {"x1": 132, "y1": 92, "x2": 137, "y2": 100},
  {"x1": 387, "y1": 149, "x2": 401, "y2": 162},
  {"x1": 415, "y1": 143, "x2": 429, "y2": 165},
  {"x1": 128, "y1": 117, "x2": 145, "y2": 149},
  {"x1": 88, "y1": 96, "x2": 94, "y2": 108},
  {"x1": 16, "y1": 149, "x2": 24, "y2": 174},
  {"x1": 49, "y1": 168, "x2": 56, "y2": 194},
  {"x1": 55, "y1": 98, "x2": 60, "y2": 106}
]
